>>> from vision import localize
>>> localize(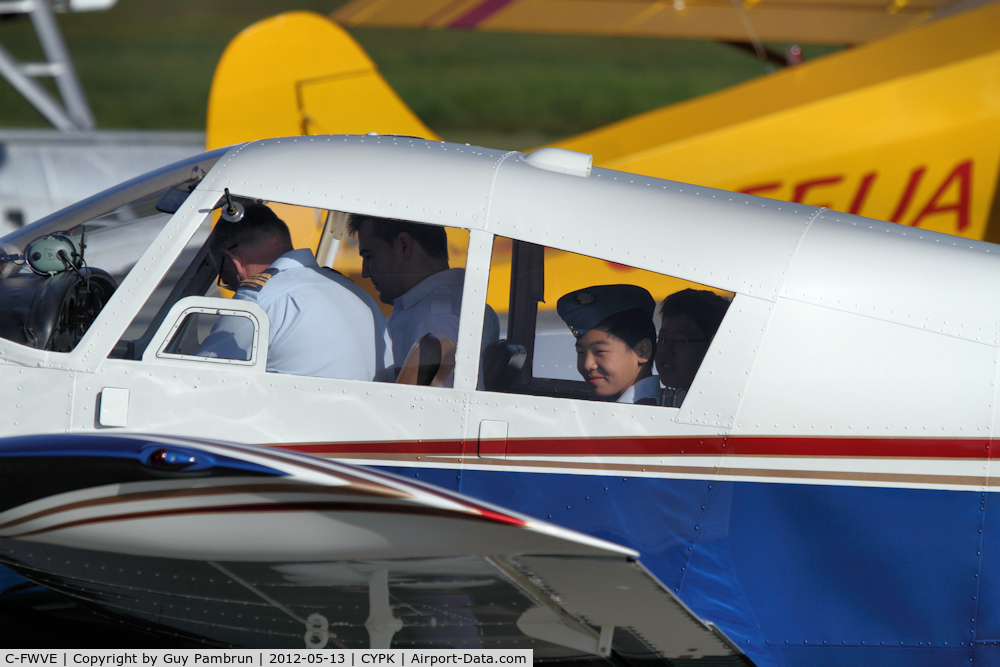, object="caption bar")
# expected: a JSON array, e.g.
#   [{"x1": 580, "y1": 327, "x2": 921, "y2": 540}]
[{"x1": 2, "y1": 651, "x2": 532, "y2": 667}]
